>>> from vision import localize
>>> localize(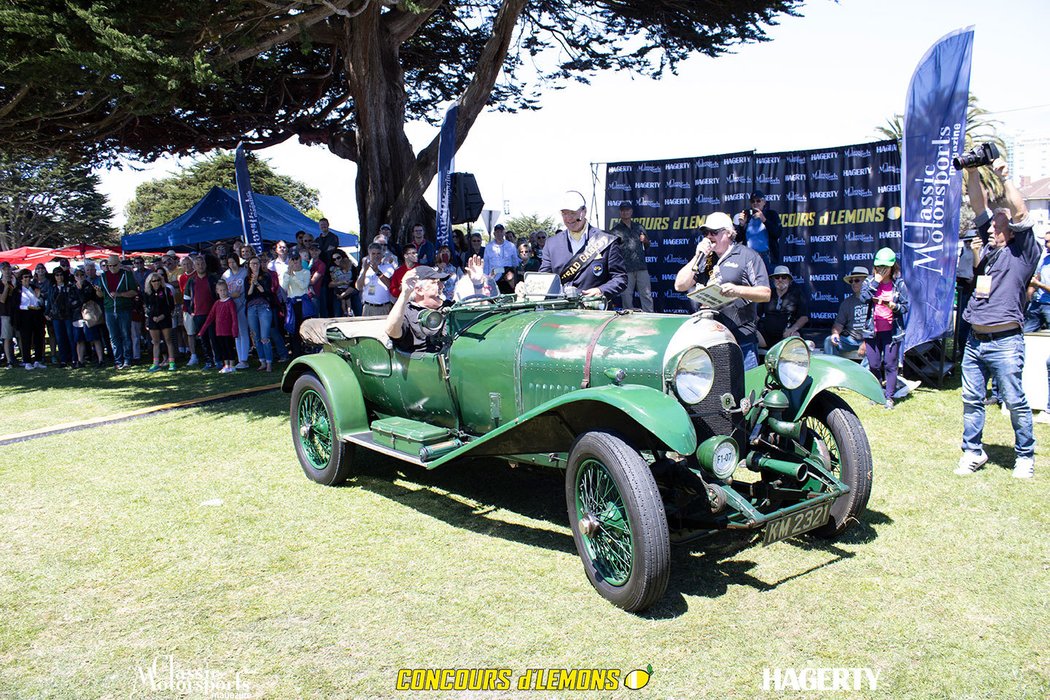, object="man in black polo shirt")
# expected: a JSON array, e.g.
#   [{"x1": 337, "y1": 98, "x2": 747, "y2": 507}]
[
  {"x1": 955, "y1": 157, "x2": 1041, "y2": 479},
  {"x1": 385, "y1": 266, "x2": 450, "y2": 353},
  {"x1": 674, "y1": 211, "x2": 771, "y2": 370}
]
